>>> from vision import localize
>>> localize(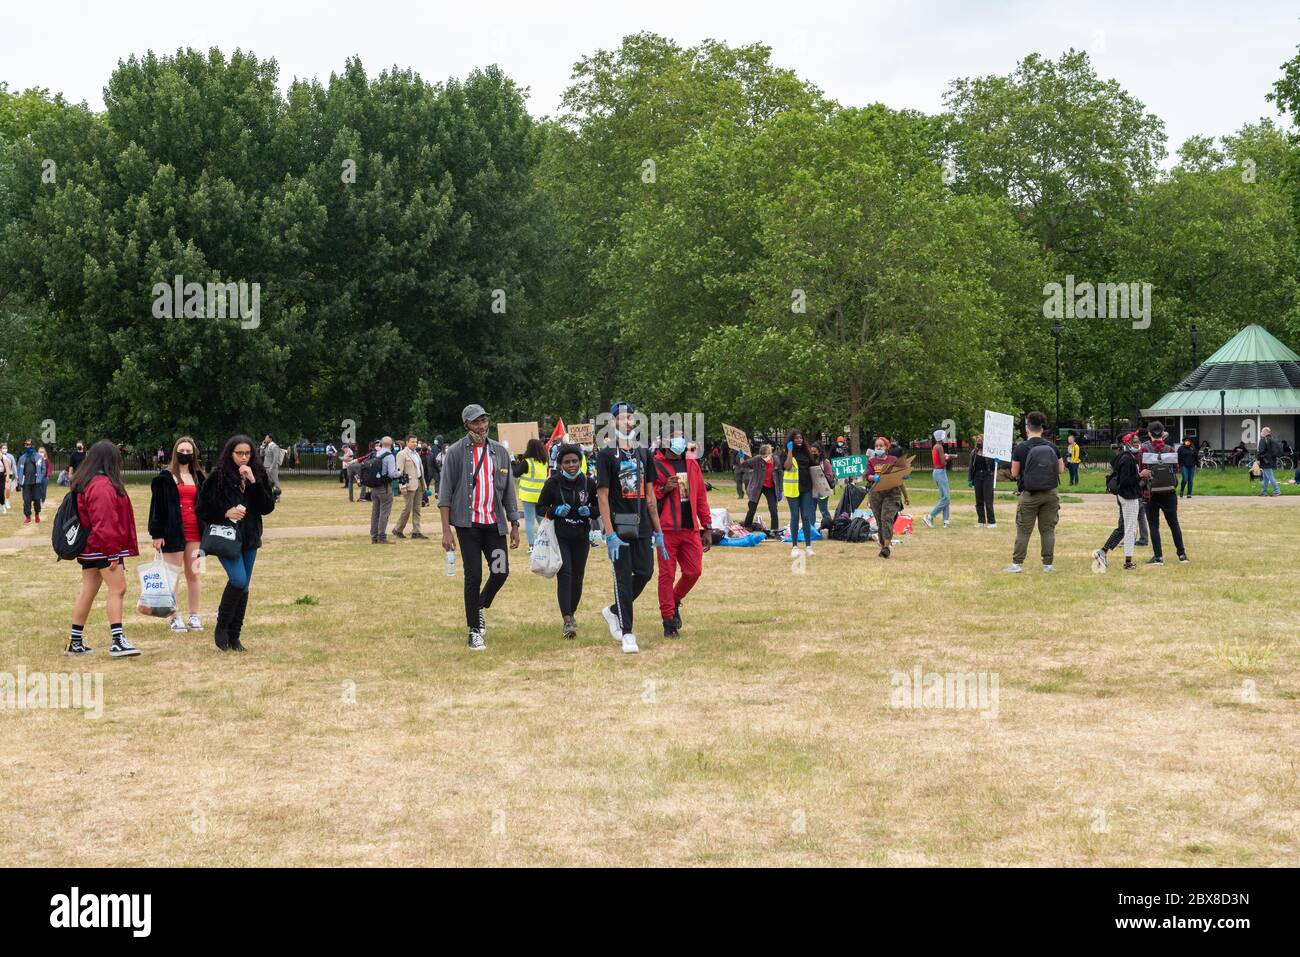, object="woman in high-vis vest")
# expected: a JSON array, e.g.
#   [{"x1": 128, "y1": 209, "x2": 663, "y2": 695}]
[{"x1": 512, "y1": 438, "x2": 549, "y2": 548}]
